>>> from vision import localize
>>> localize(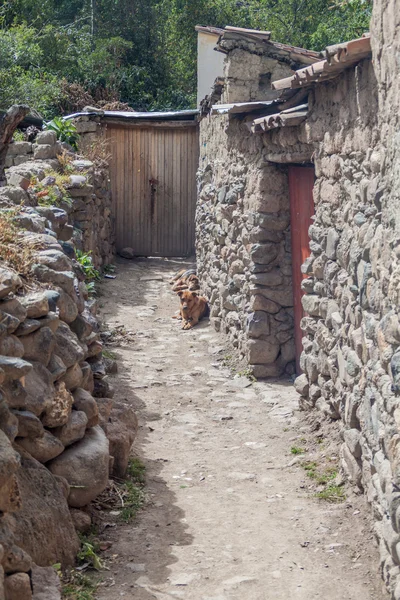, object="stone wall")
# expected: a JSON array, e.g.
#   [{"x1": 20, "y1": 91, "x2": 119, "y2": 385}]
[
  {"x1": 6, "y1": 128, "x2": 115, "y2": 268},
  {"x1": 286, "y1": 59, "x2": 400, "y2": 597},
  {"x1": 196, "y1": 41, "x2": 297, "y2": 378},
  {"x1": 0, "y1": 129, "x2": 134, "y2": 598},
  {"x1": 197, "y1": 27, "x2": 400, "y2": 596}
]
